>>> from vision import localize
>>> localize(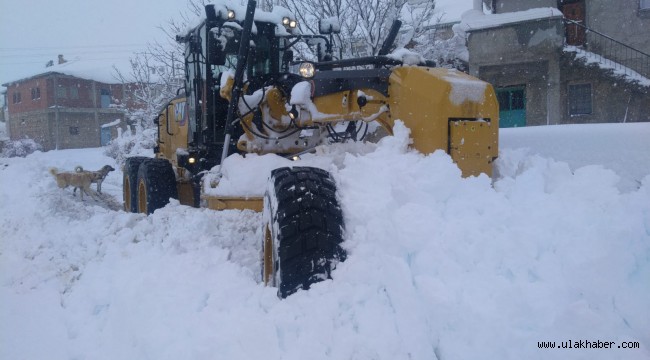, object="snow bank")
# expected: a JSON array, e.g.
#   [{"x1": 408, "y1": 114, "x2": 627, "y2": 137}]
[{"x1": 1, "y1": 123, "x2": 649, "y2": 360}]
